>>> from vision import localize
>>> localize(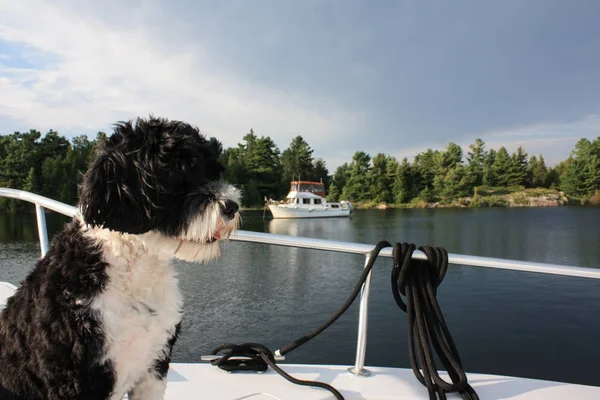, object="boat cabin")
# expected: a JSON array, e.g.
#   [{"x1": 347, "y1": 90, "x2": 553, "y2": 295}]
[
  {"x1": 289, "y1": 181, "x2": 326, "y2": 198},
  {"x1": 284, "y1": 191, "x2": 326, "y2": 205}
]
